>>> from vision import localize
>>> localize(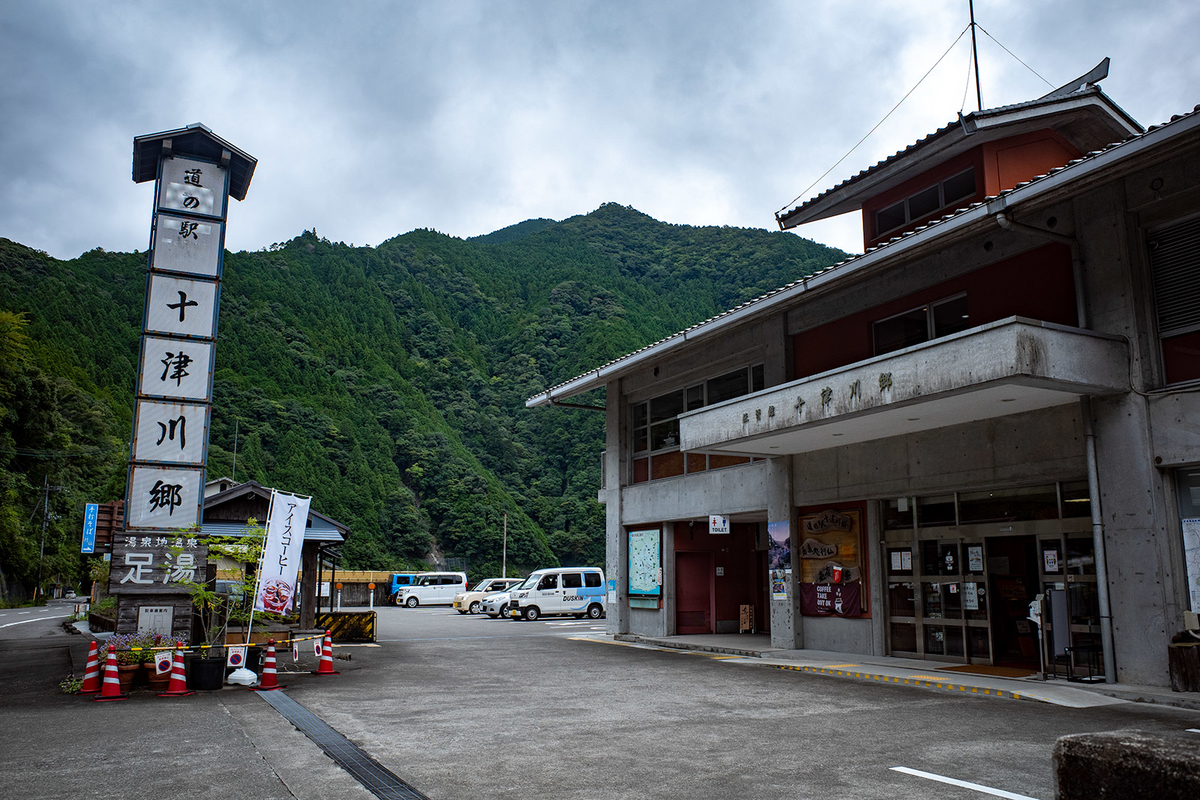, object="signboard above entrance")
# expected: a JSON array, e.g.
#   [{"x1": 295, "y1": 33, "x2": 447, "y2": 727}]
[{"x1": 709, "y1": 515, "x2": 730, "y2": 535}]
